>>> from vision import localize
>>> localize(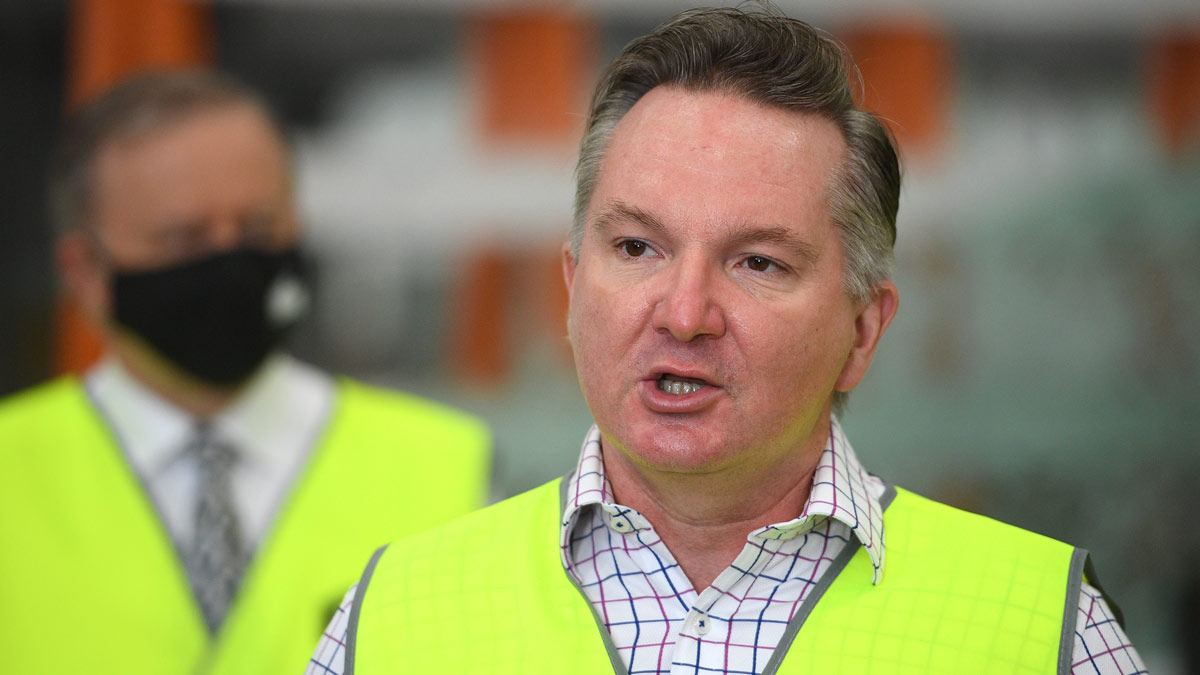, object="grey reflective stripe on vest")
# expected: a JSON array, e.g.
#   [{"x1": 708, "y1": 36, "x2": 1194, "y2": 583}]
[
  {"x1": 1059, "y1": 548, "x2": 1089, "y2": 675},
  {"x1": 559, "y1": 474, "x2": 632, "y2": 675},
  {"x1": 345, "y1": 544, "x2": 388, "y2": 675},
  {"x1": 758, "y1": 483, "x2": 898, "y2": 675}
]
